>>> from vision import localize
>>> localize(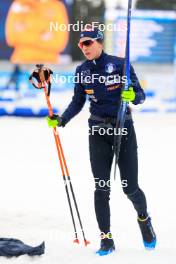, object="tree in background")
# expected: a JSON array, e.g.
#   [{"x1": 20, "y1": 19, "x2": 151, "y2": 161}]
[{"x1": 136, "y1": 0, "x2": 176, "y2": 10}]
